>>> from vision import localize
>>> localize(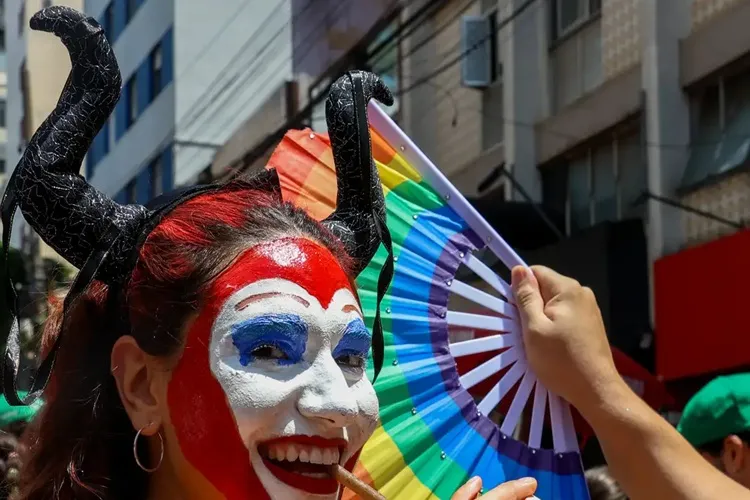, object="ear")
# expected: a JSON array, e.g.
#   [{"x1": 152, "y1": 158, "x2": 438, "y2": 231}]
[
  {"x1": 721, "y1": 435, "x2": 746, "y2": 475},
  {"x1": 111, "y1": 335, "x2": 163, "y2": 435}
]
